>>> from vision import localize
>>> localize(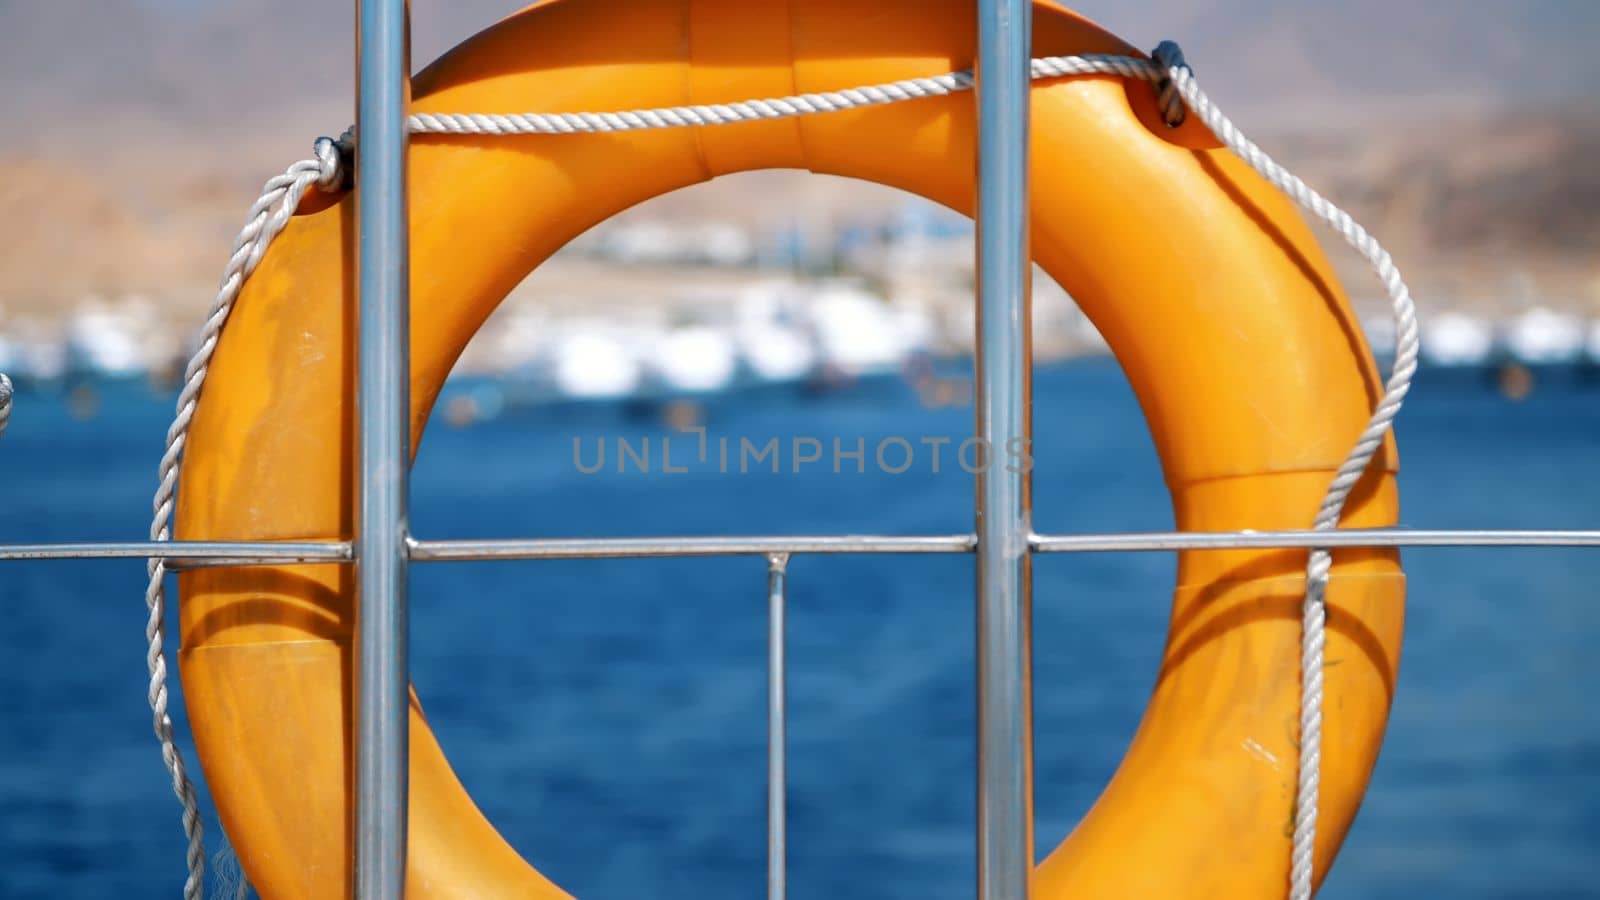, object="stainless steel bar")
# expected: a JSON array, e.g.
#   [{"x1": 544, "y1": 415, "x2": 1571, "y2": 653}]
[
  {"x1": 974, "y1": 0, "x2": 1035, "y2": 895},
  {"x1": 406, "y1": 534, "x2": 976, "y2": 560},
  {"x1": 354, "y1": 0, "x2": 412, "y2": 896},
  {"x1": 408, "y1": 529, "x2": 1600, "y2": 563},
  {"x1": 766, "y1": 553, "x2": 790, "y2": 900},
  {"x1": 360, "y1": 528, "x2": 1600, "y2": 561},
  {"x1": 1029, "y1": 529, "x2": 1600, "y2": 552},
  {"x1": 0, "y1": 530, "x2": 1595, "y2": 566},
  {"x1": 0, "y1": 541, "x2": 352, "y2": 562}
]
